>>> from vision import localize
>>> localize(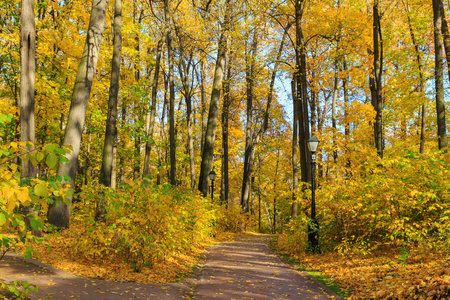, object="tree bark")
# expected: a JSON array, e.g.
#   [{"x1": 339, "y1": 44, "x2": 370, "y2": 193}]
[
  {"x1": 295, "y1": 0, "x2": 310, "y2": 192},
  {"x1": 343, "y1": 56, "x2": 350, "y2": 137},
  {"x1": 47, "y1": 0, "x2": 109, "y2": 228},
  {"x1": 434, "y1": 0, "x2": 448, "y2": 150},
  {"x1": 272, "y1": 151, "x2": 280, "y2": 234},
  {"x1": 291, "y1": 77, "x2": 299, "y2": 219},
  {"x1": 405, "y1": 0, "x2": 426, "y2": 153},
  {"x1": 179, "y1": 58, "x2": 195, "y2": 188},
  {"x1": 132, "y1": 7, "x2": 143, "y2": 181},
  {"x1": 20, "y1": 0, "x2": 39, "y2": 236},
  {"x1": 221, "y1": 57, "x2": 232, "y2": 206},
  {"x1": 199, "y1": 61, "x2": 207, "y2": 155},
  {"x1": 119, "y1": 103, "x2": 126, "y2": 184},
  {"x1": 175, "y1": 25, "x2": 196, "y2": 189},
  {"x1": 371, "y1": 0, "x2": 383, "y2": 157},
  {"x1": 20, "y1": 0, "x2": 36, "y2": 180},
  {"x1": 332, "y1": 58, "x2": 338, "y2": 163},
  {"x1": 143, "y1": 36, "x2": 164, "y2": 177},
  {"x1": 440, "y1": 1, "x2": 450, "y2": 81},
  {"x1": 96, "y1": 0, "x2": 122, "y2": 220},
  {"x1": 165, "y1": 0, "x2": 176, "y2": 185},
  {"x1": 198, "y1": 0, "x2": 231, "y2": 197},
  {"x1": 241, "y1": 32, "x2": 258, "y2": 213},
  {"x1": 99, "y1": 0, "x2": 121, "y2": 188},
  {"x1": 240, "y1": 29, "x2": 287, "y2": 213}
]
